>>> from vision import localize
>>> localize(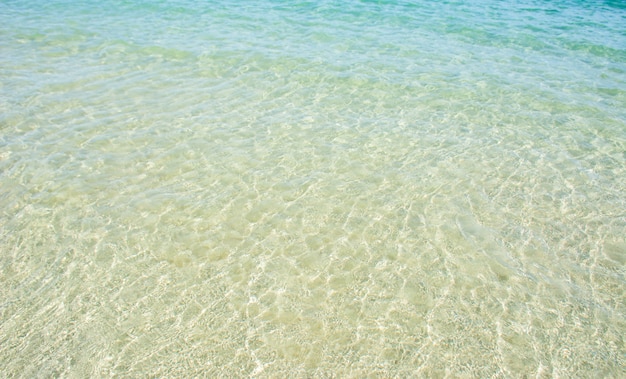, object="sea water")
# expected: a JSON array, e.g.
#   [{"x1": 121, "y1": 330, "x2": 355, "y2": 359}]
[{"x1": 0, "y1": 0, "x2": 624, "y2": 377}]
